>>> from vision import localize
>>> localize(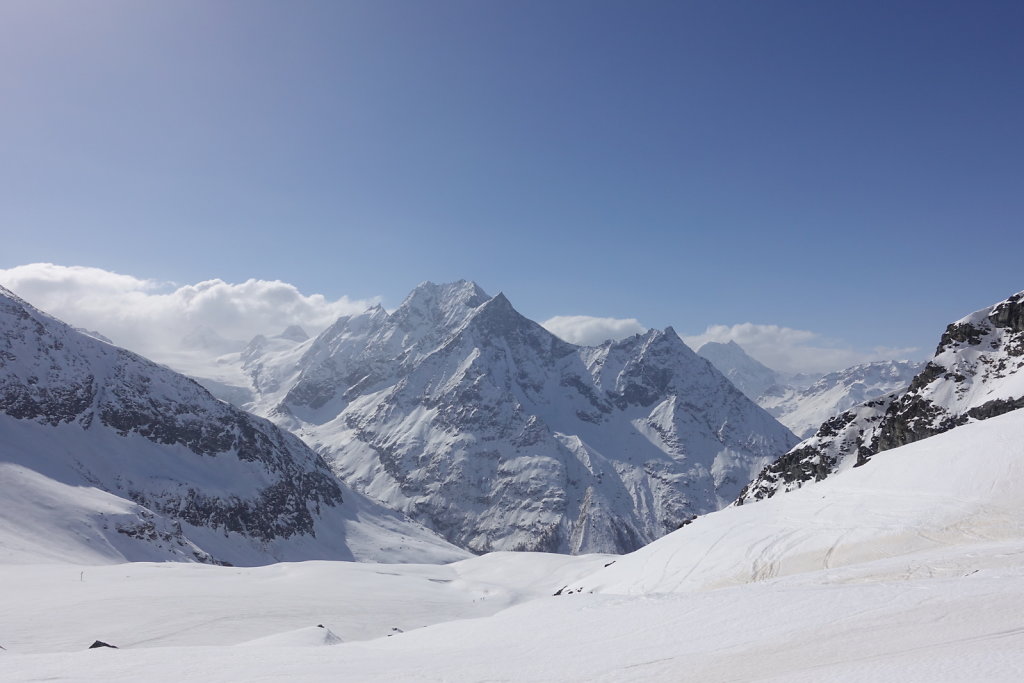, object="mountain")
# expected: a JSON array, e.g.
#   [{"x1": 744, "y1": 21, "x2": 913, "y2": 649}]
[
  {"x1": 238, "y1": 281, "x2": 798, "y2": 555},
  {"x1": 697, "y1": 340, "x2": 923, "y2": 438},
  {"x1": 696, "y1": 340, "x2": 782, "y2": 400},
  {"x1": 738, "y1": 290, "x2": 1024, "y2": 504},
  {"x1": 0, "y1": 286, "x2": 466, "y2": 566},
  {"x1": 758, "y1": 360, "x2": 925, "y2": 438}
]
